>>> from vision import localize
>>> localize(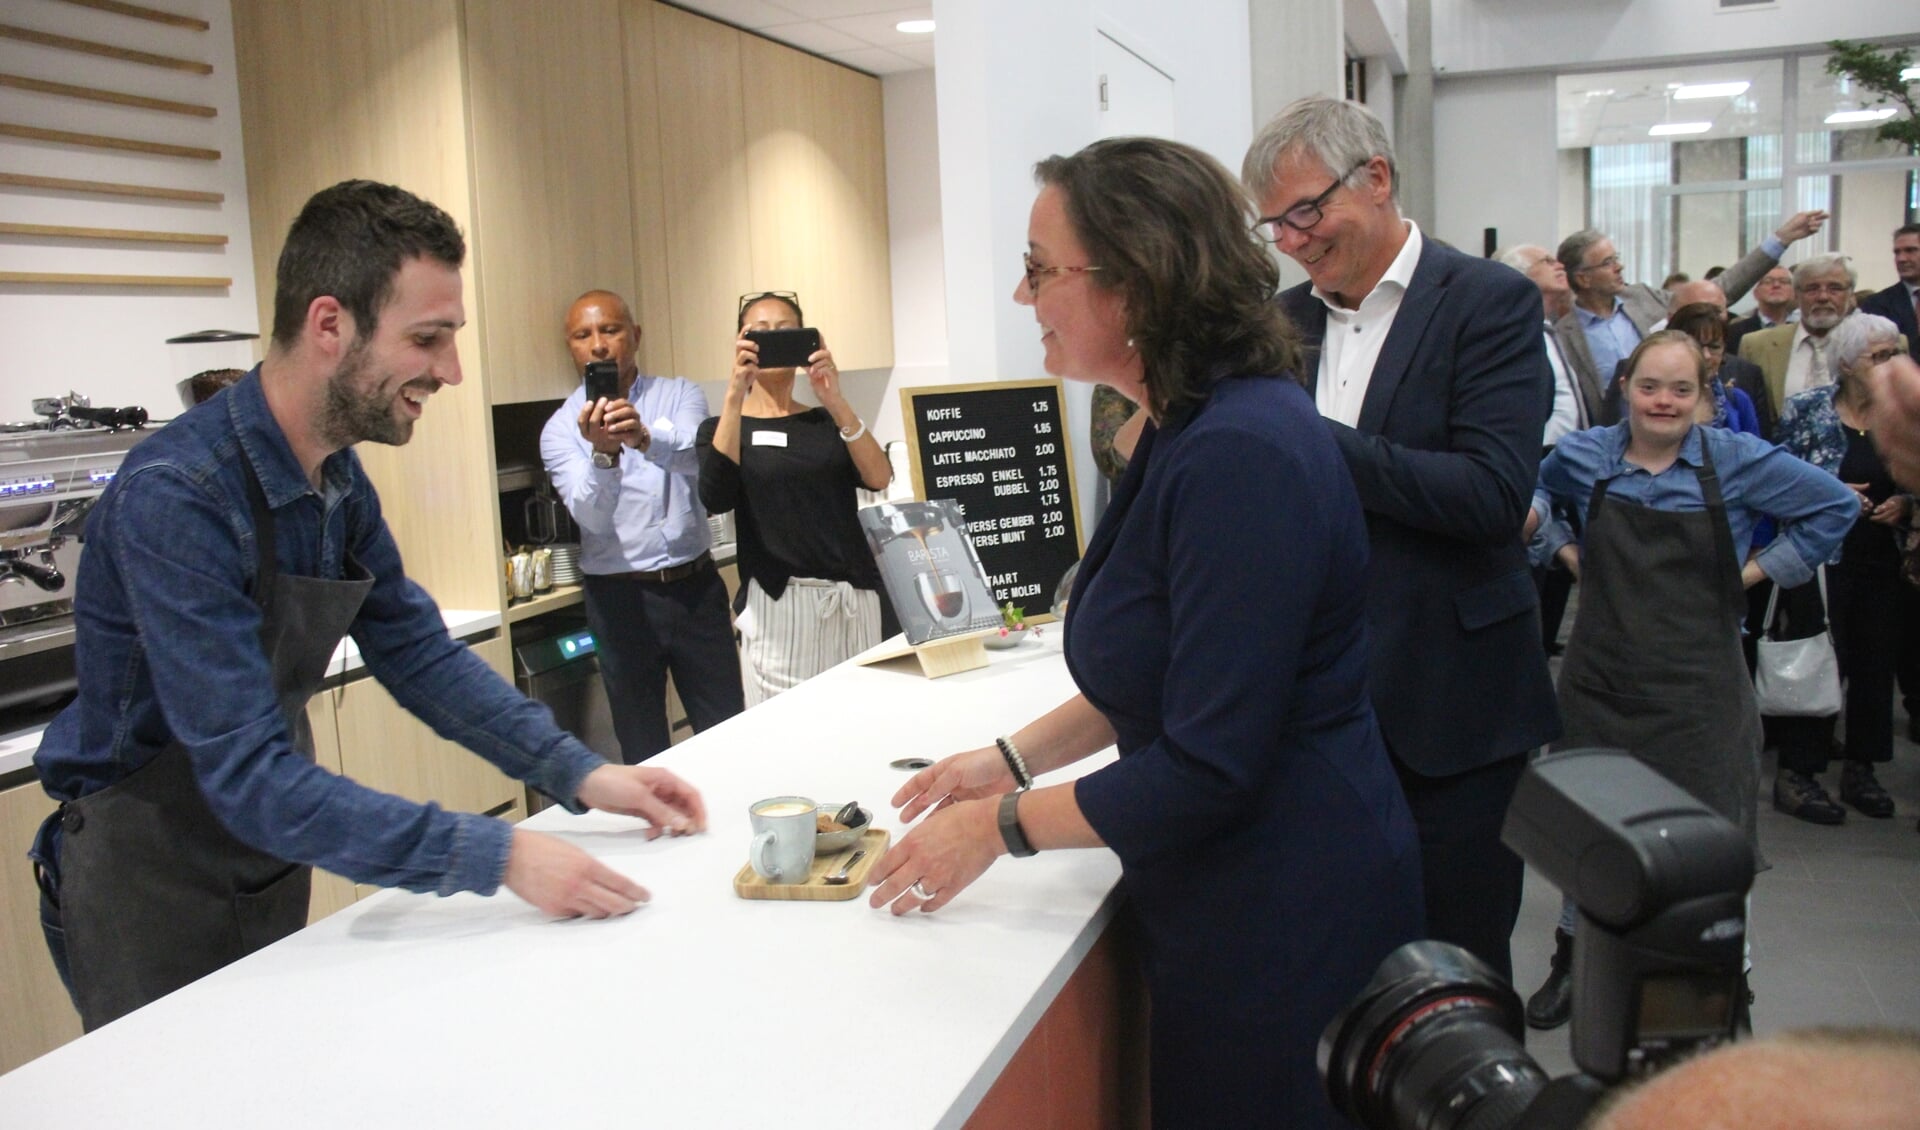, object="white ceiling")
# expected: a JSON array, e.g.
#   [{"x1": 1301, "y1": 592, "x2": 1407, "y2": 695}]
[
  {"x1": 1556, "y1": 51, "x2": 1917, "y2": 150},
  {"x1": 666, "y1": 0, "x2": 935, "y2": 75}
]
